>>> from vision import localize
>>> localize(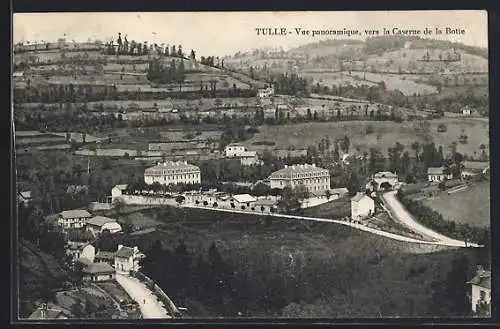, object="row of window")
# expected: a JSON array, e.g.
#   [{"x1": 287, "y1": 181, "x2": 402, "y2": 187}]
[
  {"x1": 147, "y1": 169, "x2": 200, "y2": 175},
  {"x1": 146, "y1": 173, "x2": 200, "y2": 180},
  {"x1": 276, "y1": 177, "x2": 330, "y2": 184},
  {"x1": 272, "y1": 172, "x2": 329, "y2": 179}
]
